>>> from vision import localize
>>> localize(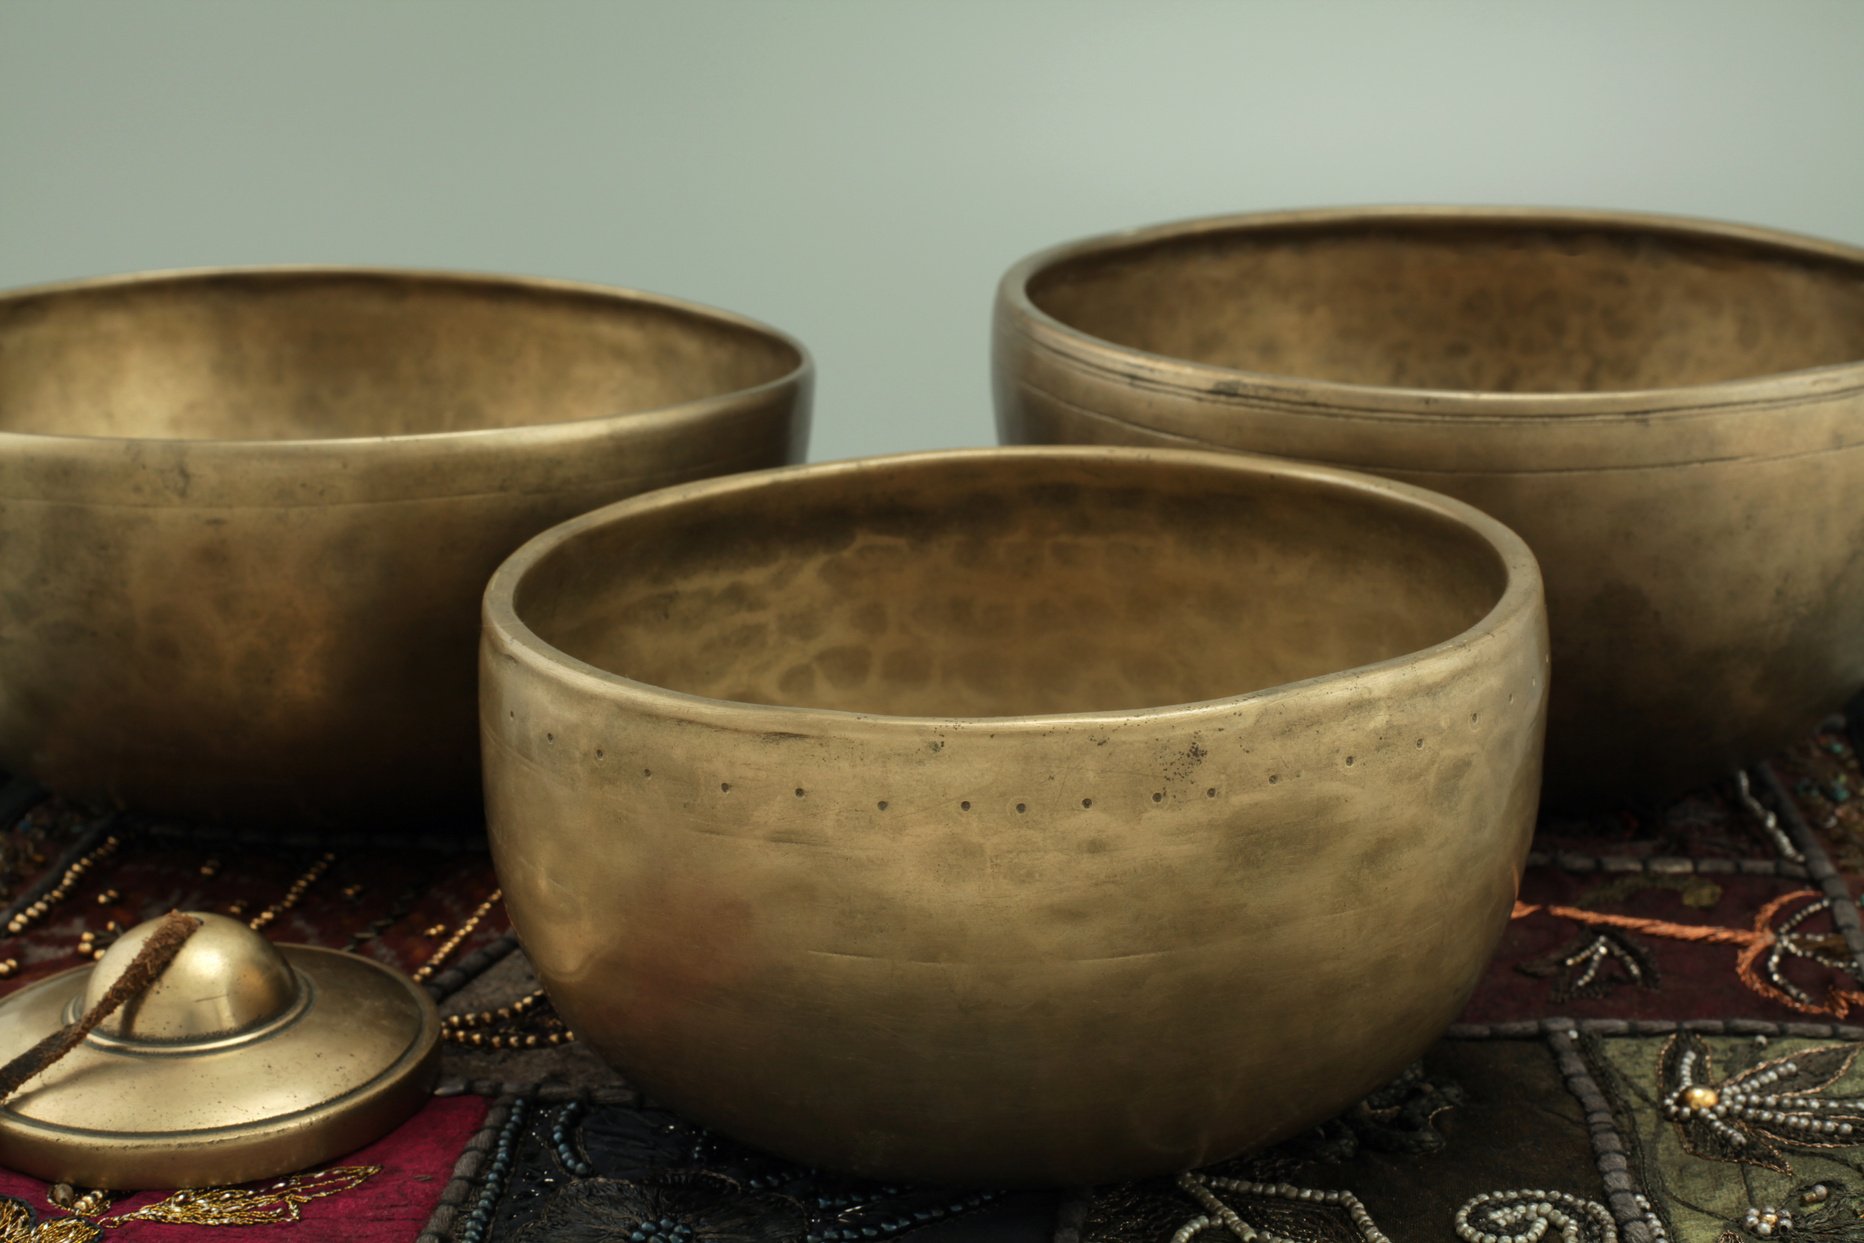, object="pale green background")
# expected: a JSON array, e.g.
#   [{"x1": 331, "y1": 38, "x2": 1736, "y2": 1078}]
[{"x1": 3, "y1": 0, "x2": 1861, "y2": 463}]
